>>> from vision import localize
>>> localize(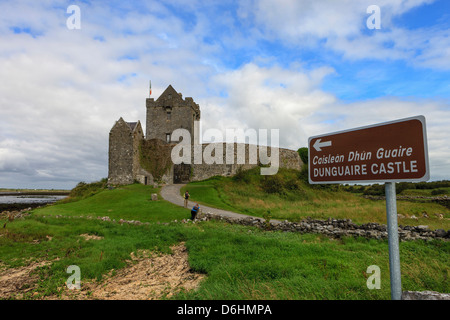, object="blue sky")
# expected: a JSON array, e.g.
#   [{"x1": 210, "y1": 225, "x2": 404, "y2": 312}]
[{"x1": 0, "y1": 0, "x2": 449, "y2": 189}]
